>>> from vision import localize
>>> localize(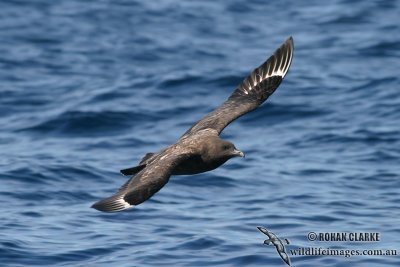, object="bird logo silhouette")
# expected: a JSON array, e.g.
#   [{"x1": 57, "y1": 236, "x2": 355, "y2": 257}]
[{"x1": 257, "y1": 226, "x2": 291, "y2": 266}]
